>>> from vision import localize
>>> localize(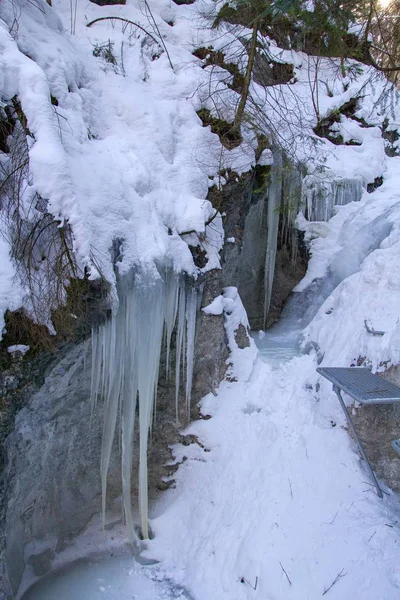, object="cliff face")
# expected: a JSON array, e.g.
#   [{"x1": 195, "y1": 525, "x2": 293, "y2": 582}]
[{"x1": 0, "y1": 154, "x2": 309, "y2": 597}]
